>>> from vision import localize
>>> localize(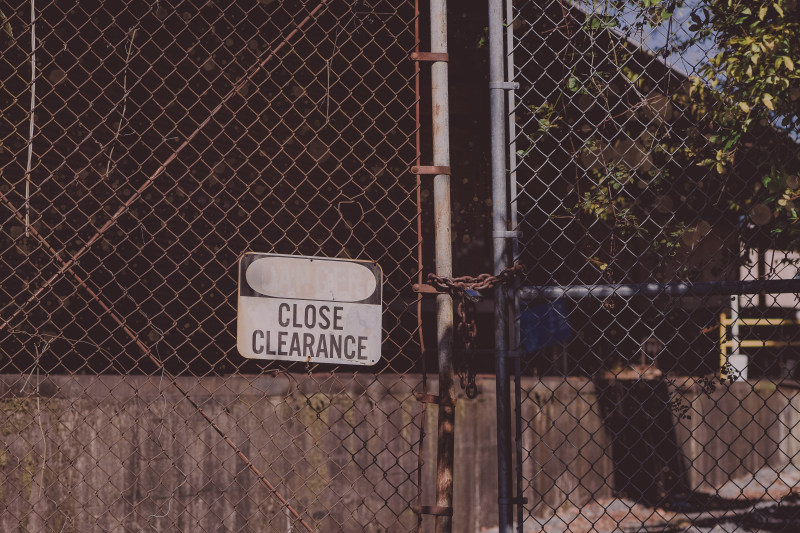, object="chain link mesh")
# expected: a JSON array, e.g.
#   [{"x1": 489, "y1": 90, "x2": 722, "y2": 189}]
[
  {"x1": 0, "y1": 1, "x2": 425, "y2": 531},
  {"x1": 508, "y1": 1, "x2": 800, "y2": 531}
]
